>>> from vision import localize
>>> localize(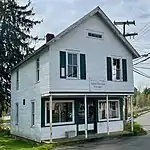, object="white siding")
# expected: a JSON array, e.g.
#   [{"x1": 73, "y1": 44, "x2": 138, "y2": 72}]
[
  {"x1": 41, "y1": 125, "x2": 77, "y2": 140},
  {"x1": 11, "y1": 48, "x2": 50, "y2": 142},
  {"x1": 97, "y1": 121, "x2": 123, "y2": 133},
  {"x1": 50, "y1": 14, "x2": 134, "y2": 93}
]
